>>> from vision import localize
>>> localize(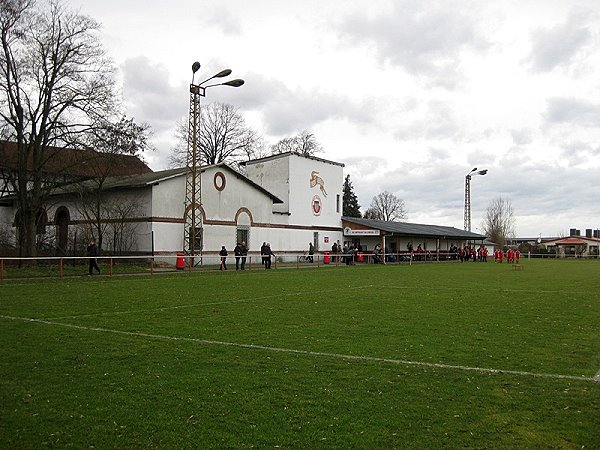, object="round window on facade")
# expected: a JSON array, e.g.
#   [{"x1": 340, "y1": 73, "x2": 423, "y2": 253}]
[{"x1": 214, "y1": 172, "x2": 226, "y2": 191}]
